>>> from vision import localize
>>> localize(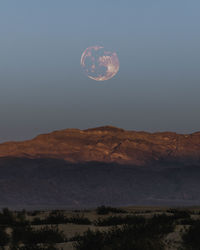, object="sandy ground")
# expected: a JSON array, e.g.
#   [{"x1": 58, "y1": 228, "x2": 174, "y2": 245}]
[{"x1": 3, "y1": 206, "x2": 200, "y2": 250}]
